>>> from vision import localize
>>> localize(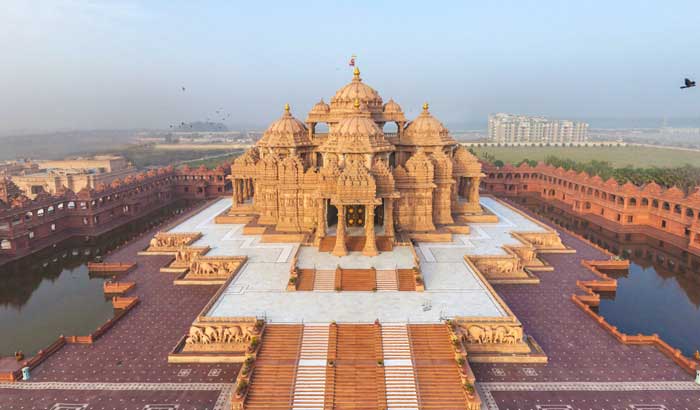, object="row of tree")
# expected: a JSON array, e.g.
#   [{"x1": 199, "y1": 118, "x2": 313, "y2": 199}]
[{"x1": 537, "y1": 156, "x2": 700, "y2": 193}]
